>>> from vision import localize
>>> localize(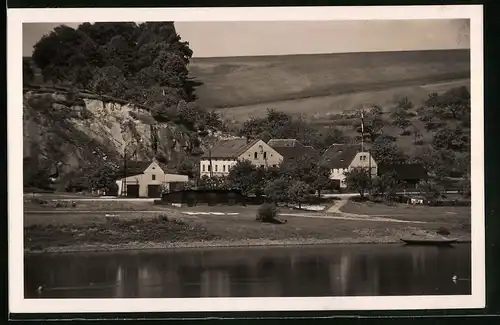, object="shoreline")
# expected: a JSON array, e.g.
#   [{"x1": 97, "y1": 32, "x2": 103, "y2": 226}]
[{"x1": 24, "y1": 238, "x2": 472, "y2": 255}]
